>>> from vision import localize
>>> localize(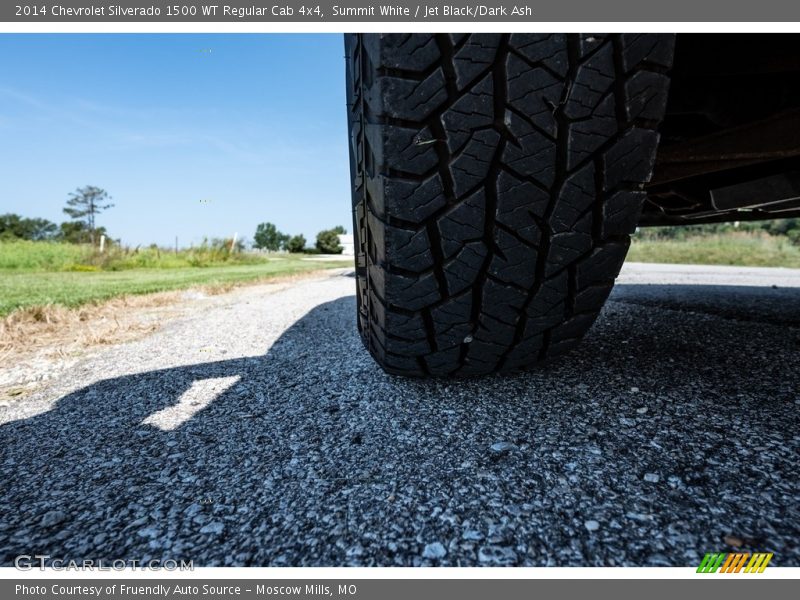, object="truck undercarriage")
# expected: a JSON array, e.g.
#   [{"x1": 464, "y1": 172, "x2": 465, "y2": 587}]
[{"x1": 646, "y1": 34, "x2": 800, "y2": 225}]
